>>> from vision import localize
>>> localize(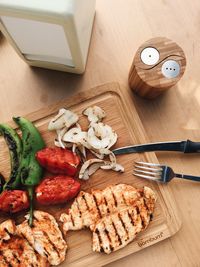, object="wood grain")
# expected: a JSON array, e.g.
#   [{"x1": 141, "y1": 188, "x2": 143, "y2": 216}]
[
  {"x1": 0, "y1": 83, "x2": 181, "y2": 267},
  {"x1": 1, "y1": 0, "x2": 200, "y2": 266}
]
